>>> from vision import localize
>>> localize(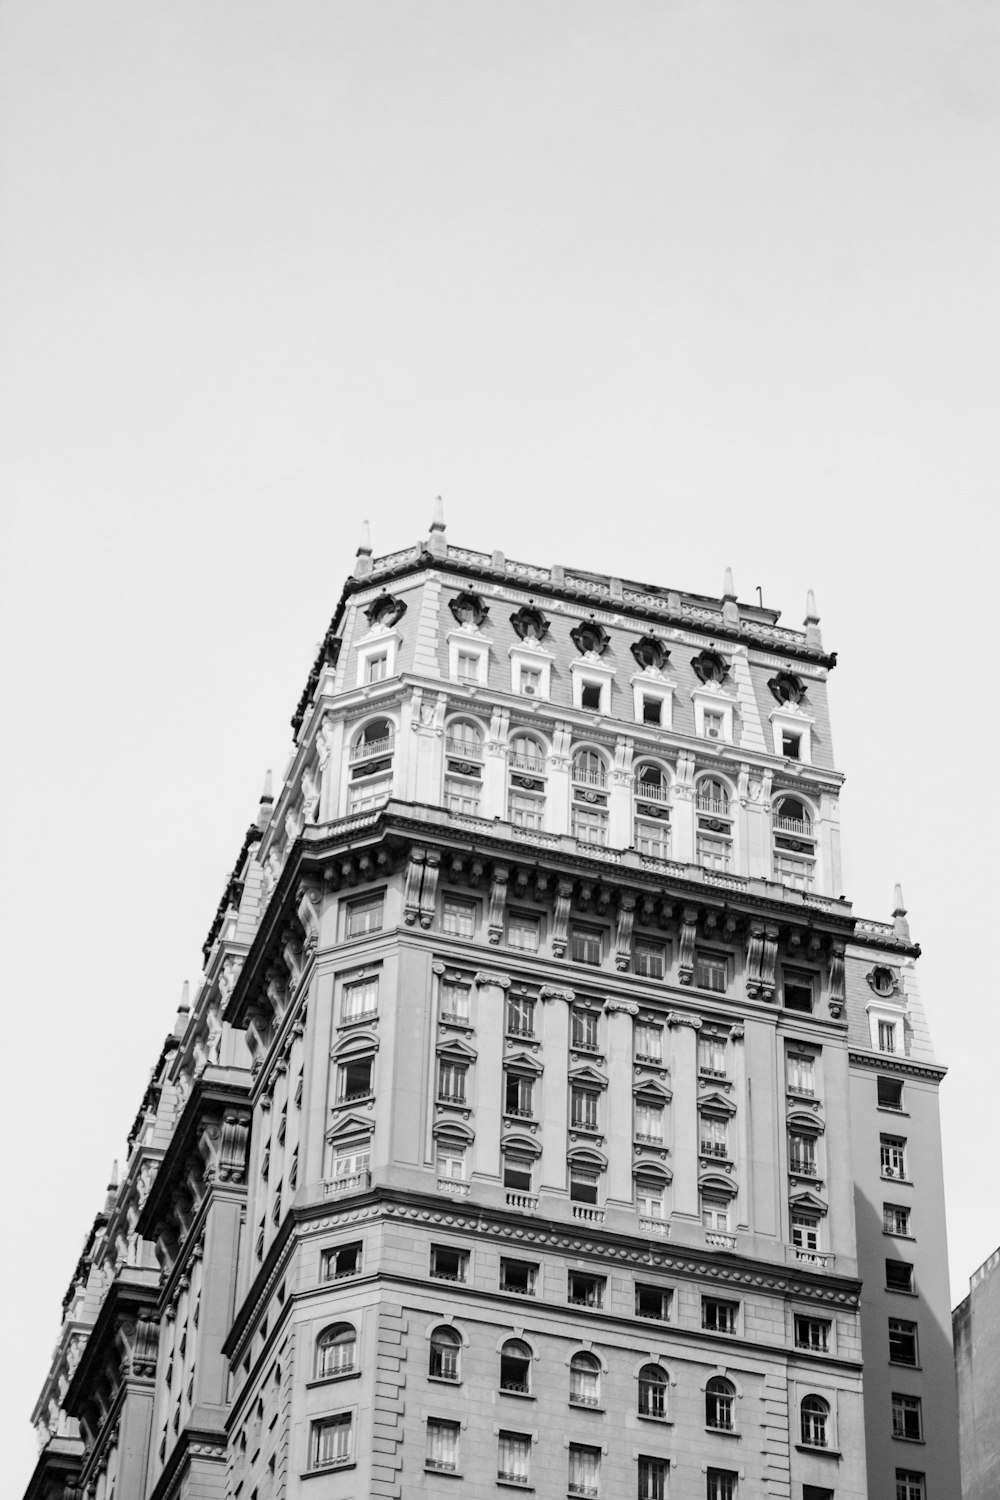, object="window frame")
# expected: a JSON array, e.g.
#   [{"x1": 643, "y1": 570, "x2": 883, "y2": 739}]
[
  {"x1": 888, "y1": 1317, "x2": 919, "y2": 1367},
  {"x1": 794, "y1": 1315, "x2": 831, "y2": 1353},
  {"x1": 892, "y1": 1392, "x2": 923, "y2": 1441},
  {"x1": 425, "y1": 1417, "x2": 461, "y2": 1474},
  {"x1": 429, "y1": 1244, "x2": 469, "y2": 1283},
  {"x1": 344, "y1": 891, "x2": 385, "y2": 939},
  {"x1": 311, "y1": 1412, "x2": 353, "y2": 1470},
  {"x1": 701, "y1": 1297, "x2": 739, "y2": 1335}
]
